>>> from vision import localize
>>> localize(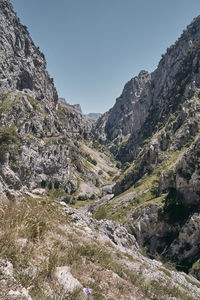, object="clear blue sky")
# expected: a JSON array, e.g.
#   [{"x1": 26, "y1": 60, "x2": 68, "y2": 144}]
[{"x1": 10, "y1": 0, "x2": 200, "y2": 114}]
